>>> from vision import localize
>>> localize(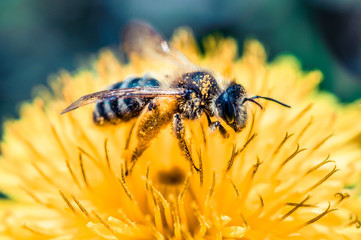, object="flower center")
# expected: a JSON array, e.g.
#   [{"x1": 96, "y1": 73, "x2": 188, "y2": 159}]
[{"x1": 156, "y1": 166, "x2": 186, "y2": 185}]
